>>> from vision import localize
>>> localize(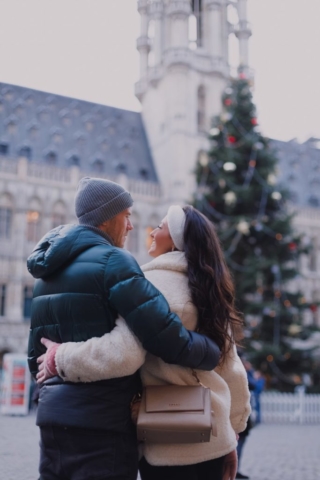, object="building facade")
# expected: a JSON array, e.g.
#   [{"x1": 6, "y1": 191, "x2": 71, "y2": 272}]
[{"x1": 0, "y1": 0, "x2": 319, "y2": 356}]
